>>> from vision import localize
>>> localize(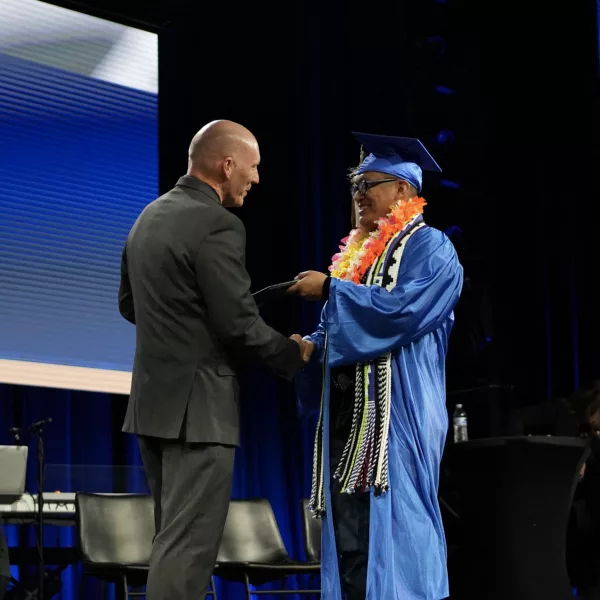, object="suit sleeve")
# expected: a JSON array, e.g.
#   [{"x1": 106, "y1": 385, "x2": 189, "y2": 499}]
[
  {"x1": 195, "y1": 214, "x2": 302, "y2": 380},
  {"x1": 118, "y1": 244, "x2": 135, "y2": 324}
]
